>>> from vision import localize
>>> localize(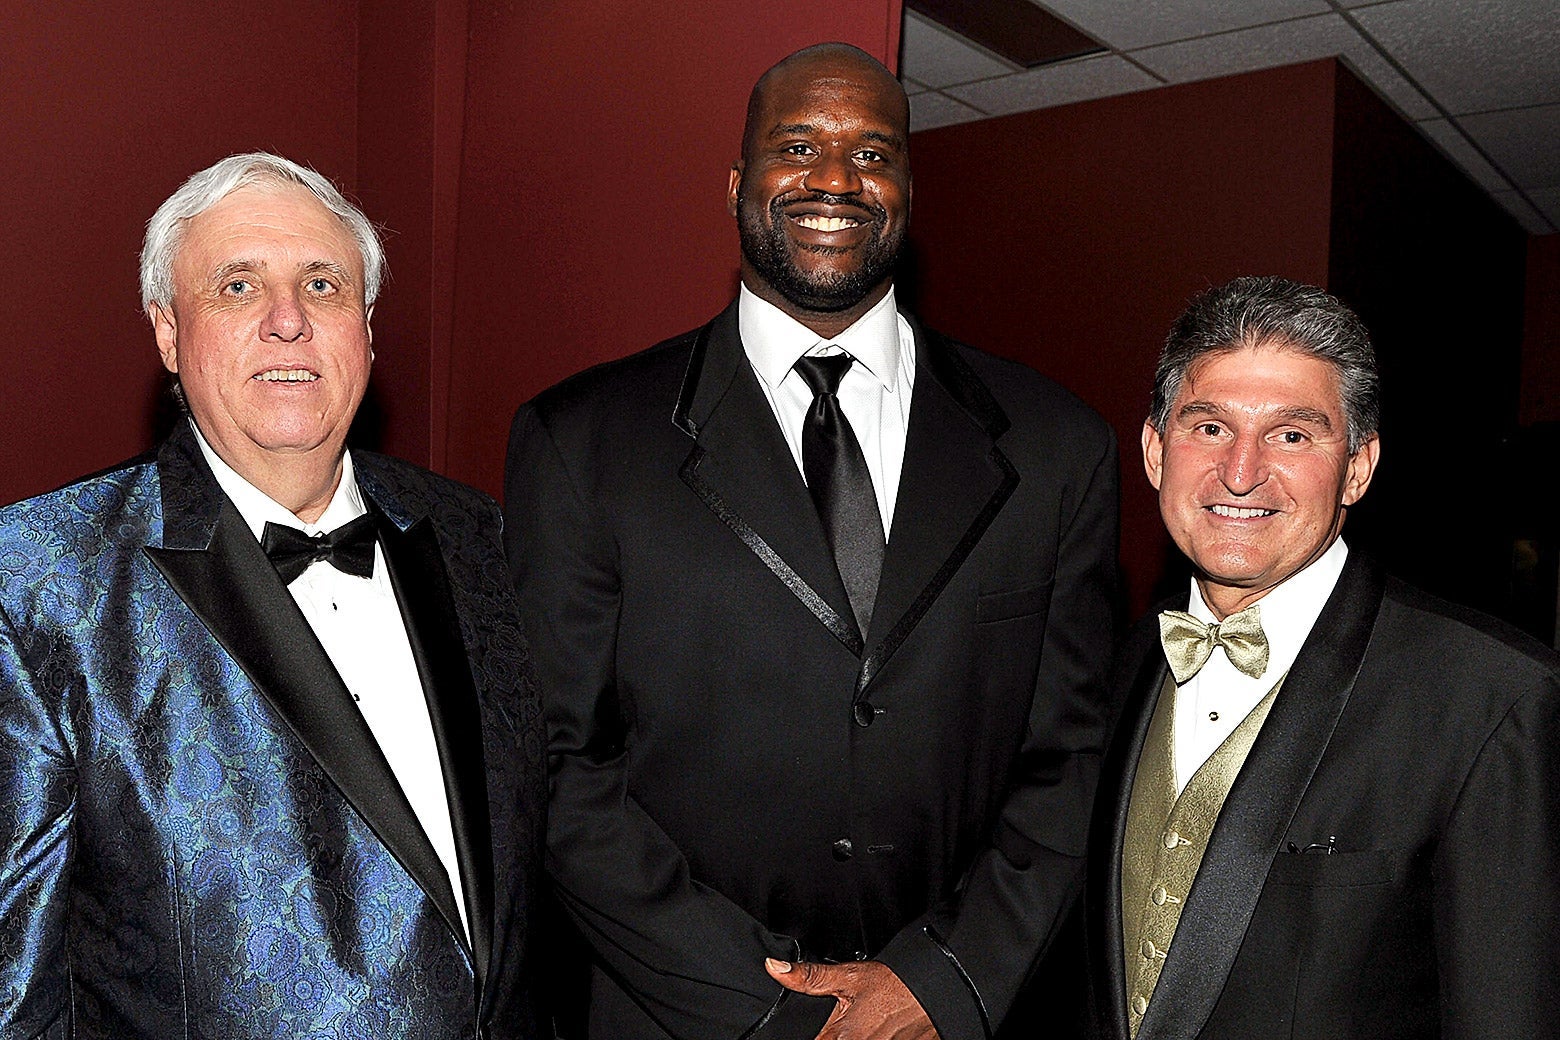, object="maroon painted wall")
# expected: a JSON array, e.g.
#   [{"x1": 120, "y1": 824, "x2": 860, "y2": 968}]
[
  {"x1": 0, "y1": 3, "x2": 360, "y2": 505},
  {"x1": 440, "y1": 0, "x2": 903, "y2": 493},
  {"x1": 907, "y1": 62, "x2": 1338, "y2": 614}
]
